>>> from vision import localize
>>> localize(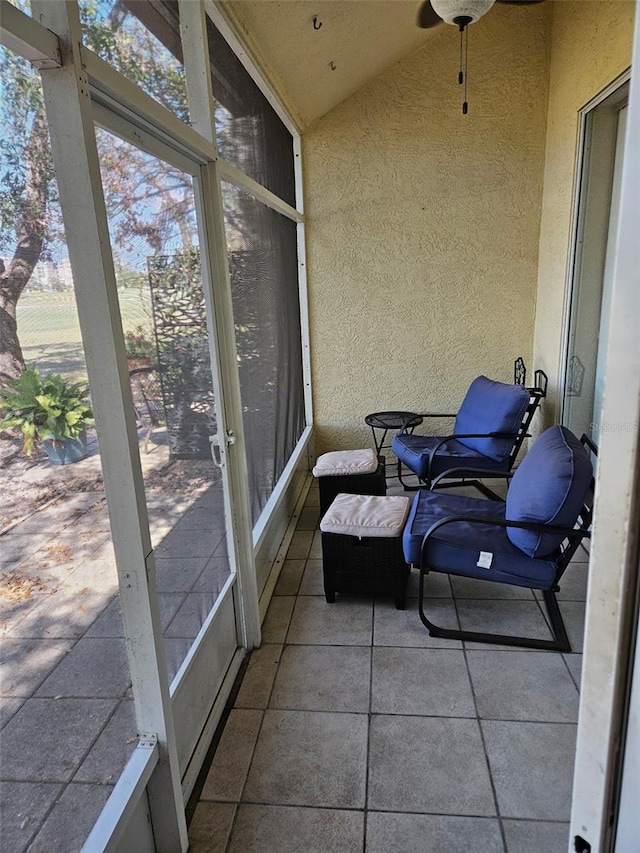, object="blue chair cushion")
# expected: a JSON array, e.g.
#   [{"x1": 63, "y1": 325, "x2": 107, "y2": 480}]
[
  {"x1": 506, "y1": 425, "x2": 593, "y2": 558},
  {"x1": 454, "y1": 376, "x2": 530, "y2": 462},
  {"x1": 391, "y1": 433, "x2": 511, "y2": 479},
  {"x1": 402, "y1": 490, "x2": 558, "y2": 590}
]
